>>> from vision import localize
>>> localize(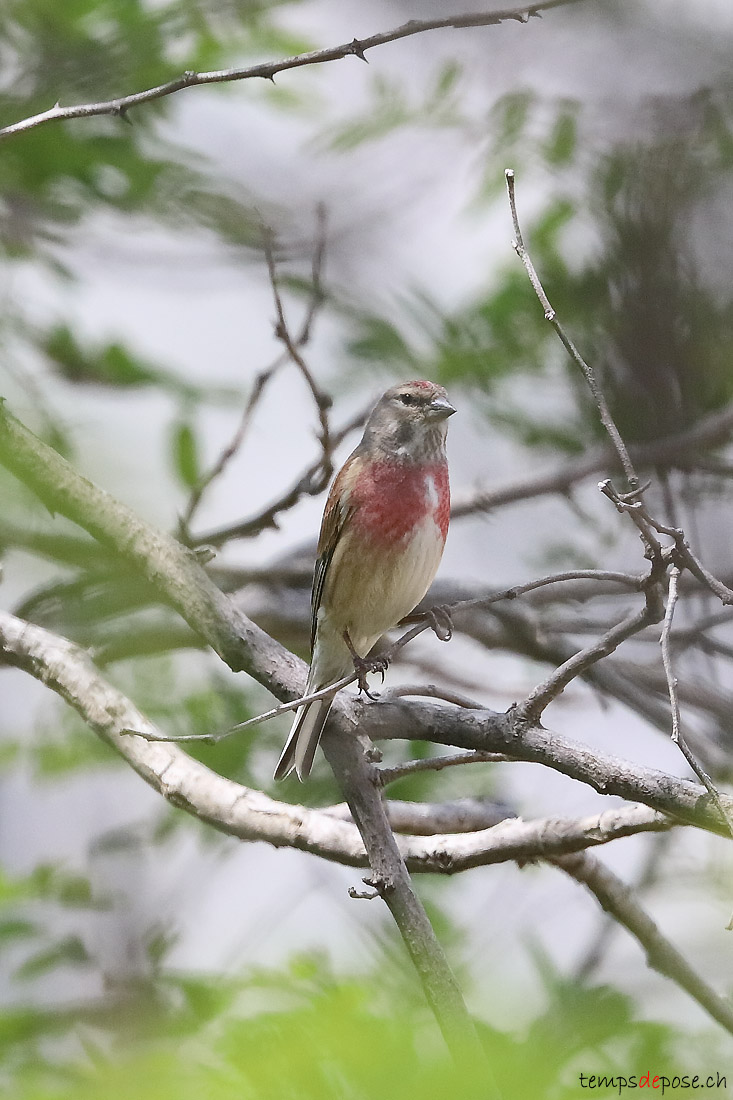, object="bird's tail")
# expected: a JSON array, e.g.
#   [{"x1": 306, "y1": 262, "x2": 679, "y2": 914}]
[{"x1": 273, "y1": 695, "x2": 333, "y2": 781}]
